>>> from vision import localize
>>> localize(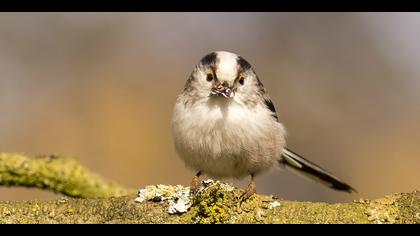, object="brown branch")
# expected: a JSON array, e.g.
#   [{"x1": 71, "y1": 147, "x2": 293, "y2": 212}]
[{"x1": 0, "y1": 152, "x2": 418, "y2": 223}]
